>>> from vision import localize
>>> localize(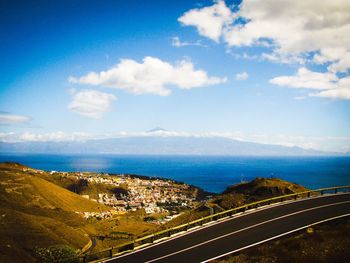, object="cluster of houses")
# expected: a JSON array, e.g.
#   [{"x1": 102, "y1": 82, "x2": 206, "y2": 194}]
[
  {"x1": 55, "y1": 171, "x2": 196, "y2": 218},
  {"x1": 18, "y1": 167, "x2": 197, "y2": 220}
]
